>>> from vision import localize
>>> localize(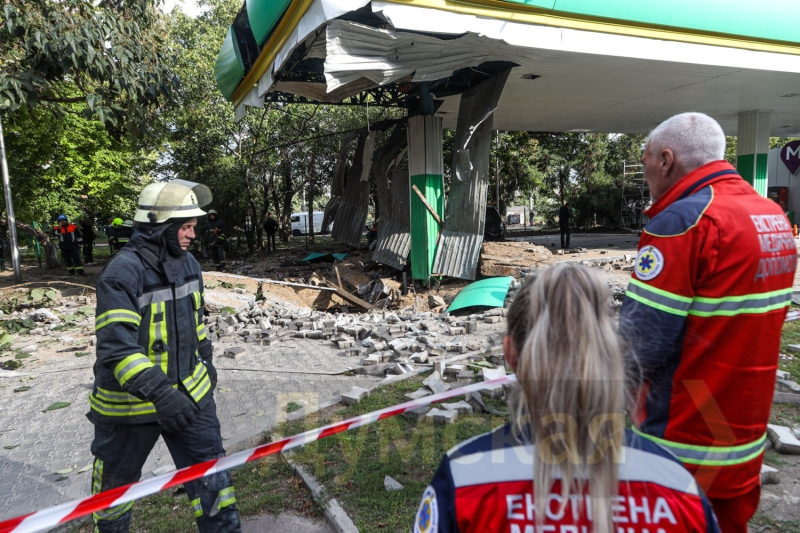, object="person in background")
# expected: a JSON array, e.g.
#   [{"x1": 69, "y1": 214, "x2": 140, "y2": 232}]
[
  {"x1": 206, "y1": 209, "x2": 226, "y2": 270},
  {"x1": 263, "y1": 213, "x2": 278, "y2": 253},
  {"x1": 620, "y1": 112, "x2": 795, "y2": 533},
  {"x1": 80, "y1": 216, "x2": 97, "y2": 265},
  {"x1": 54, "y1": 214, "x2": 85, "y2": 276},
  {"x1": 111, "y1": 220, "x2": 134, "y2": 251},
  {"x1": 559, "y1": 201, "x2": 573, "y2": 249},
  {"x1": 243, "y1": 209, "x2": 256, "y2": 255},
  {"x1": 413, "y1": 264, "x2": 719, "y2": 533}
]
